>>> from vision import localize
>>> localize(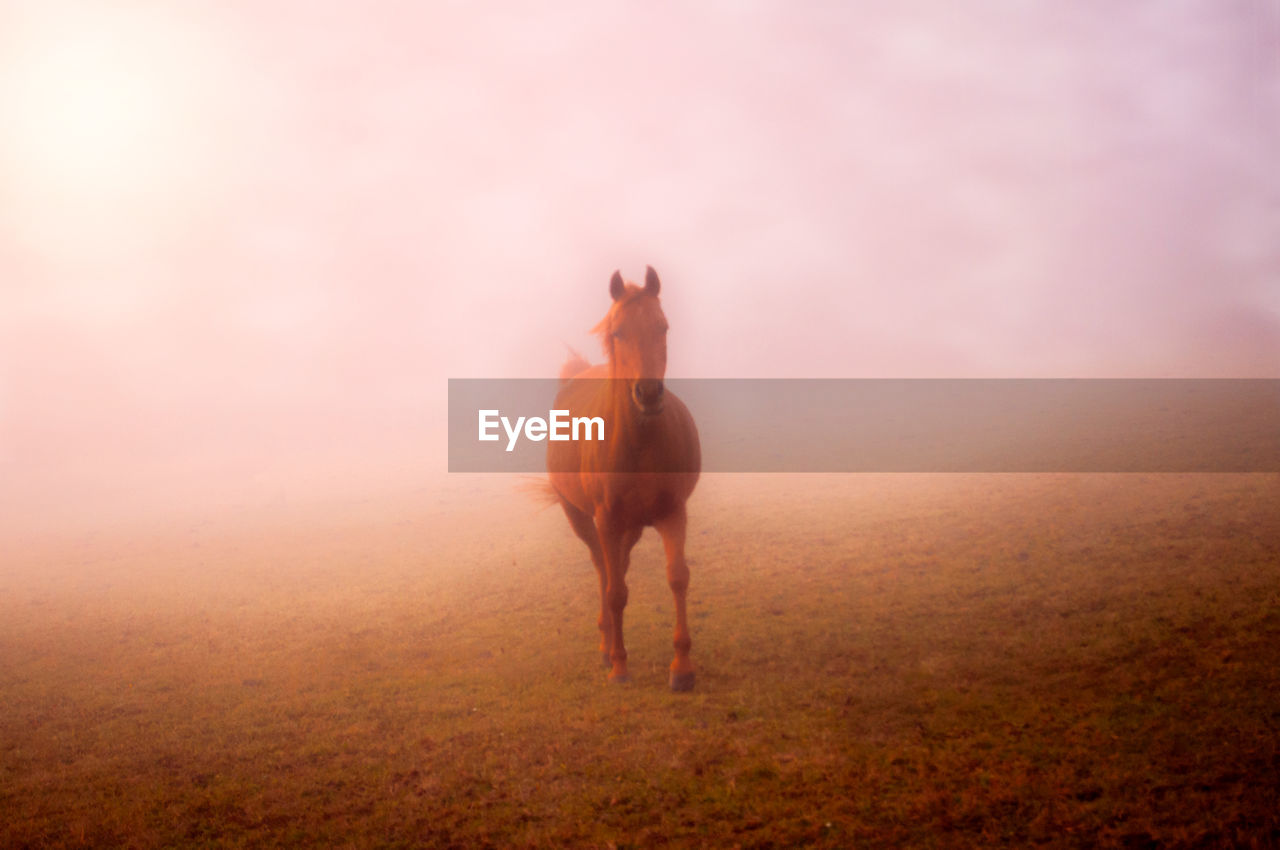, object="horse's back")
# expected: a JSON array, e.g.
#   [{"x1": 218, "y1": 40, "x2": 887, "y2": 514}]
[
  {"x1": 547, "y1": 369, "x2": 607, "y2": 510},
  {"x1": 559, "y1": 351, "x2": 597, "y2": 387}
]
